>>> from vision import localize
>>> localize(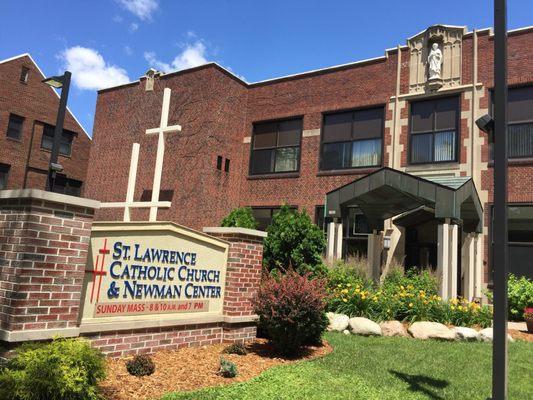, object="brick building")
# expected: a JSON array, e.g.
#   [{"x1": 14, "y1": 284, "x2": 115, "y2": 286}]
[
  {"x1": 0, "y1": 54, "x2": 91, "y2": 195},
  {"x1": 86, "y1": 25, "x2": 533, "y2": 298}
]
